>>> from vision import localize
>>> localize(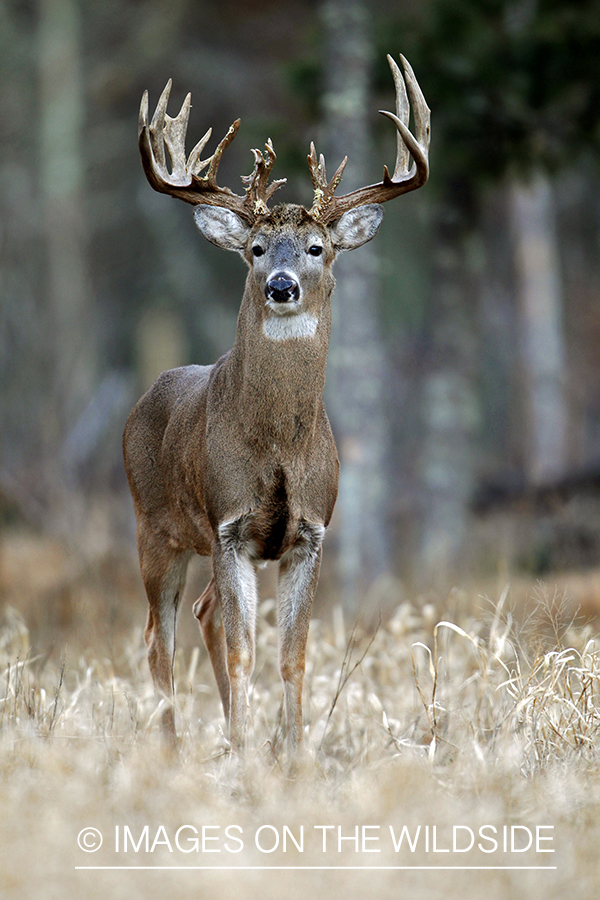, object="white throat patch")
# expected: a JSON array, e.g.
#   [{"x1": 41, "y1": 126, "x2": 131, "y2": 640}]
[{"x1": 263, "y1": 313, "x2": 318, "y2": 342}]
